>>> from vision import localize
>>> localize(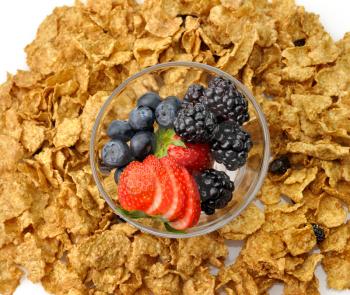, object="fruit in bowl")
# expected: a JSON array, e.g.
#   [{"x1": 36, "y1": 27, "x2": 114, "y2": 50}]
[{"x1": 98, "y1": 76, "x2": 253, "y2": 231}]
